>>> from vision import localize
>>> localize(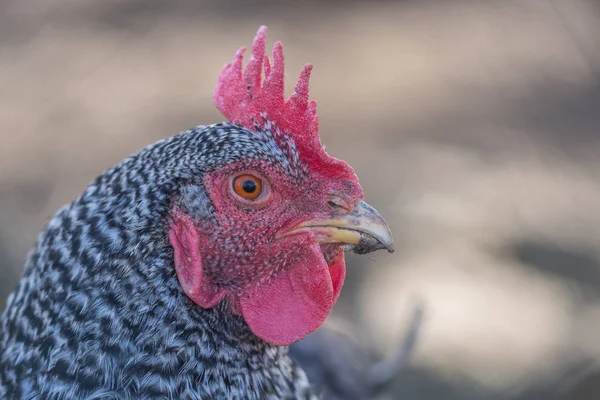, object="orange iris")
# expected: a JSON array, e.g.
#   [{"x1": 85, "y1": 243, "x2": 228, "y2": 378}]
[{"x1": 232, "y1": 175, "x2": 263, "y2": 200}]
